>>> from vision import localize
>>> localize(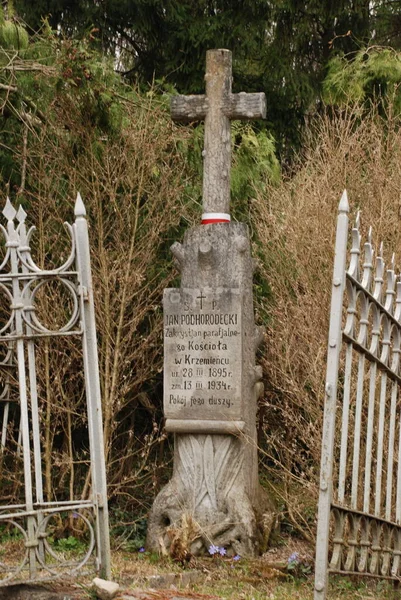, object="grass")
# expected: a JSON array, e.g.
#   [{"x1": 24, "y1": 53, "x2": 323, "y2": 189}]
[
  {"x1": 0, "y1": 529, "x2": 399, "y2": 599},
  {"x1": 109, "y1": 549, "x2": 399, "y2": 600}
]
